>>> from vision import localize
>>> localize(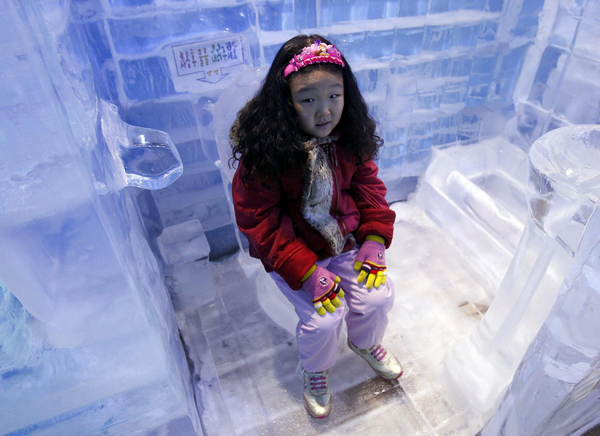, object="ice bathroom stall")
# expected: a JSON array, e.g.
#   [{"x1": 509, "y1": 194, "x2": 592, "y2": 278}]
[{"x1": 1, "y1": 0, "x2": 600, "y2": 435}]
